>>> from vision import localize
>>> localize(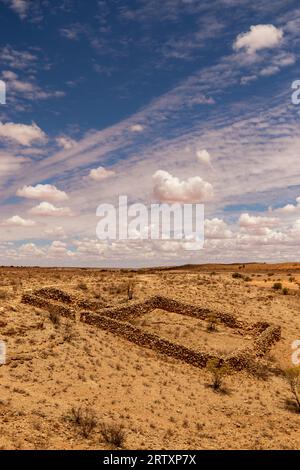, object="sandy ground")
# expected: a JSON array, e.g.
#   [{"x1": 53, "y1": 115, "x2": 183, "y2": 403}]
[{"x1": 0, "y1": 263, "x2": 300, "y2": 450}]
